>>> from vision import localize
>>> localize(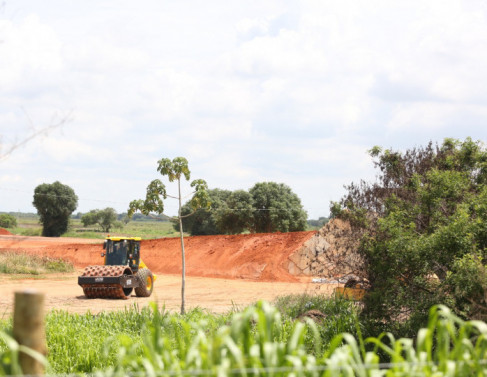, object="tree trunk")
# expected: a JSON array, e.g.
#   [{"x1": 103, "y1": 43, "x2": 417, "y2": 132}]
[{"x1": 178, "y1": 178, "x2": 186, "y2": 314}]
